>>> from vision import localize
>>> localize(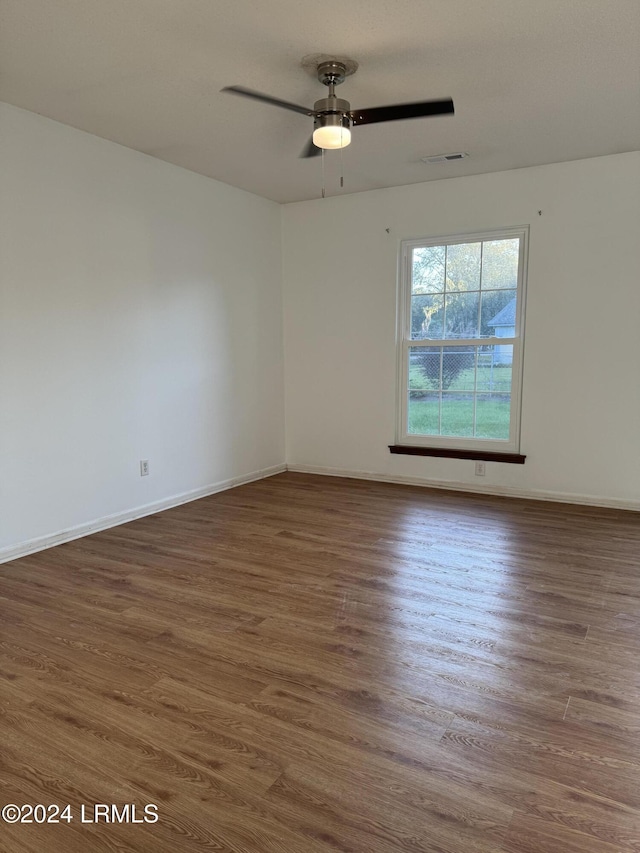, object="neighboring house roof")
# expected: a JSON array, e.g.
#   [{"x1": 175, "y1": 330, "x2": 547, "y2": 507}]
[{"x1": 488, "y1": 297, "x2": 517, "y2": 327}]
